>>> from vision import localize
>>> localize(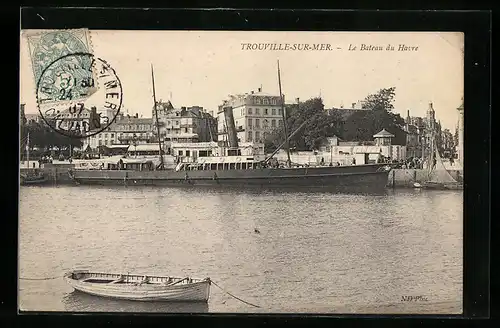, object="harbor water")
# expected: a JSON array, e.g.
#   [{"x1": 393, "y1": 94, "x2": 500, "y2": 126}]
[{"x1": 18, "y1": 185, "x2": 463, "y2": 314}]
